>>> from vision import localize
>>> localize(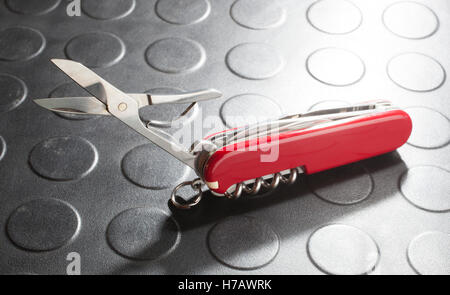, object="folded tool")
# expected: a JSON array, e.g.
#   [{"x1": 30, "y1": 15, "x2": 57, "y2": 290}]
[
  {"x1": 35, "y1": 59, "x2": 221, "y2": 170},
  {"x1": 35, "y1": 59, "x2": 413, "y2": 209}
]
